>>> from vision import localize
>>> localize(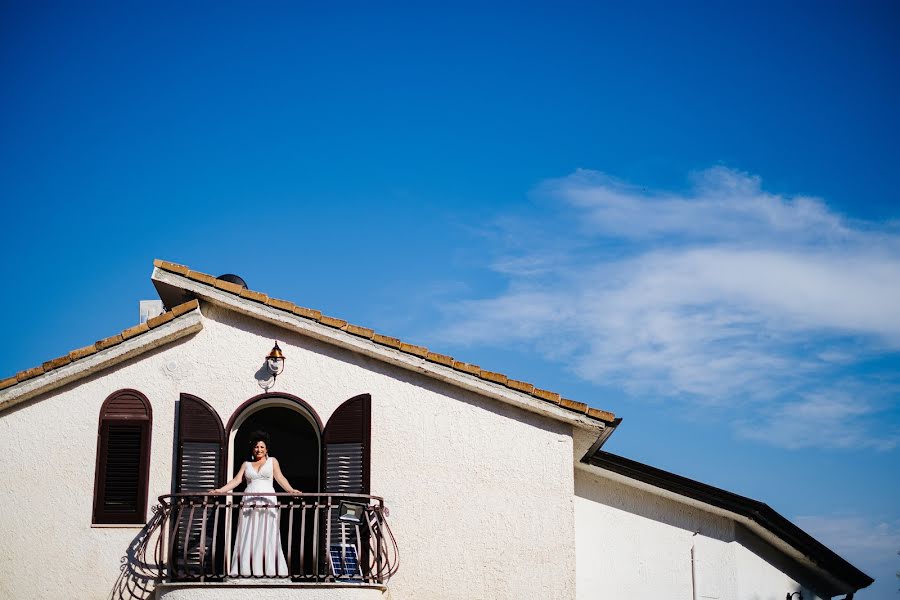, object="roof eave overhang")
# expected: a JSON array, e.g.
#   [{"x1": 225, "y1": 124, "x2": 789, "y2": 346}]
[
  {"x1": 152, "y1": 267, "x2": 607, "y2": 433},
  {"x1": 579, "y1": 451, "x2": 873, "y2": 595},
  {"x1": 0, "y1": 308, "x2": 203, "y2": 413}
]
